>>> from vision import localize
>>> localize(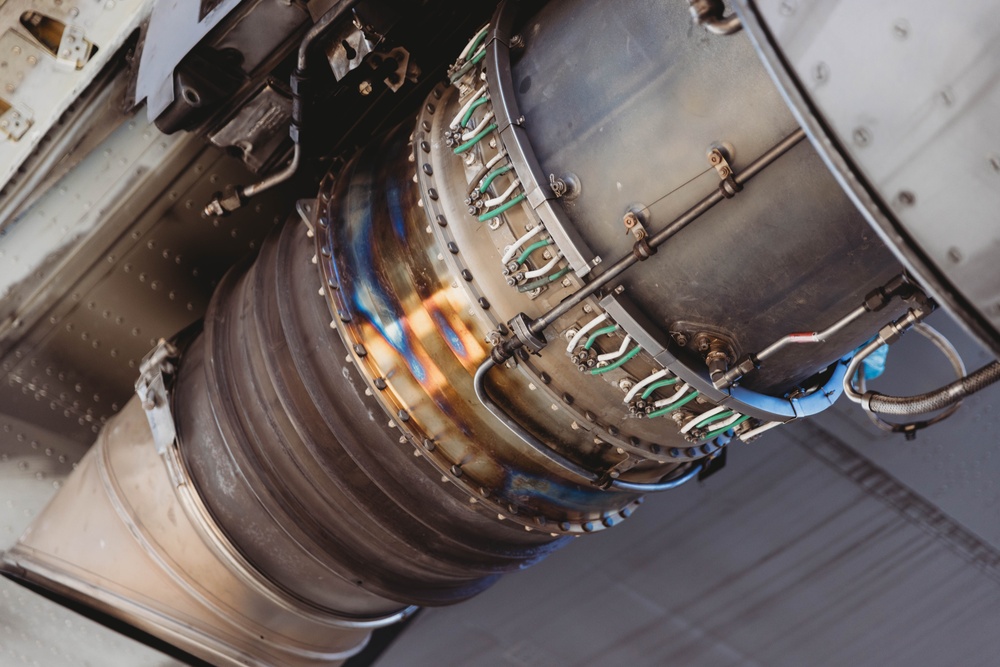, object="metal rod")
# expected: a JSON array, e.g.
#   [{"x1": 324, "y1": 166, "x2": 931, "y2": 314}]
[{"x1": 530, "y1": 128, "x2": 806, "y2": 336}]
